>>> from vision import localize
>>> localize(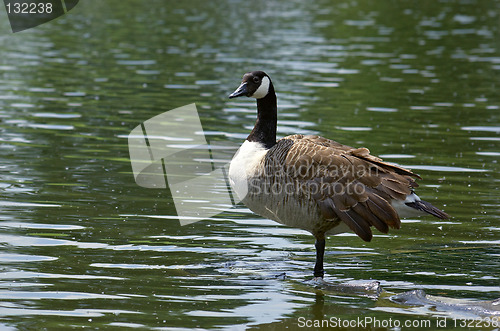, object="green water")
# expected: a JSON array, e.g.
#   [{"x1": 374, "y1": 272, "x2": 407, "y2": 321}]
[{"x1": 0, "y1": 0, "x2": 499, "y2": 329}]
